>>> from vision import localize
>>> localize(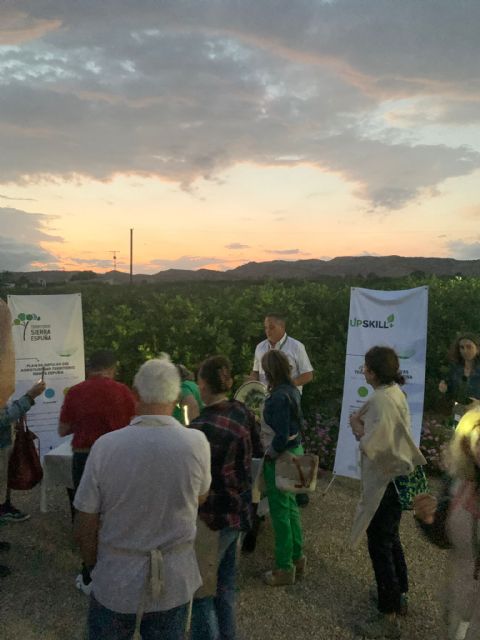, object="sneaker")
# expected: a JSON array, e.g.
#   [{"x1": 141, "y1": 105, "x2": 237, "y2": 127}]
[
  {"x1": 0, "y1": 503, "x2": 30, "y2": 523},
  {"x1": 0, "y1": 541, "x2": 11, "y2": 553},
  {"x1": 263, "y1": 567, "x2": 296, "y2": 586},
  {"x1": 369, "y1": 586, "x2": 408, "y2": 616},
  {"x1": 355, "y1": 612, "x2": 401, "y2": 639},
  {"x1": 0, "y1": 564, "x2": 11, "y2": 578},
  {"x1": 75, "y1": 573, "x2": 93, "y2": 596}
]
